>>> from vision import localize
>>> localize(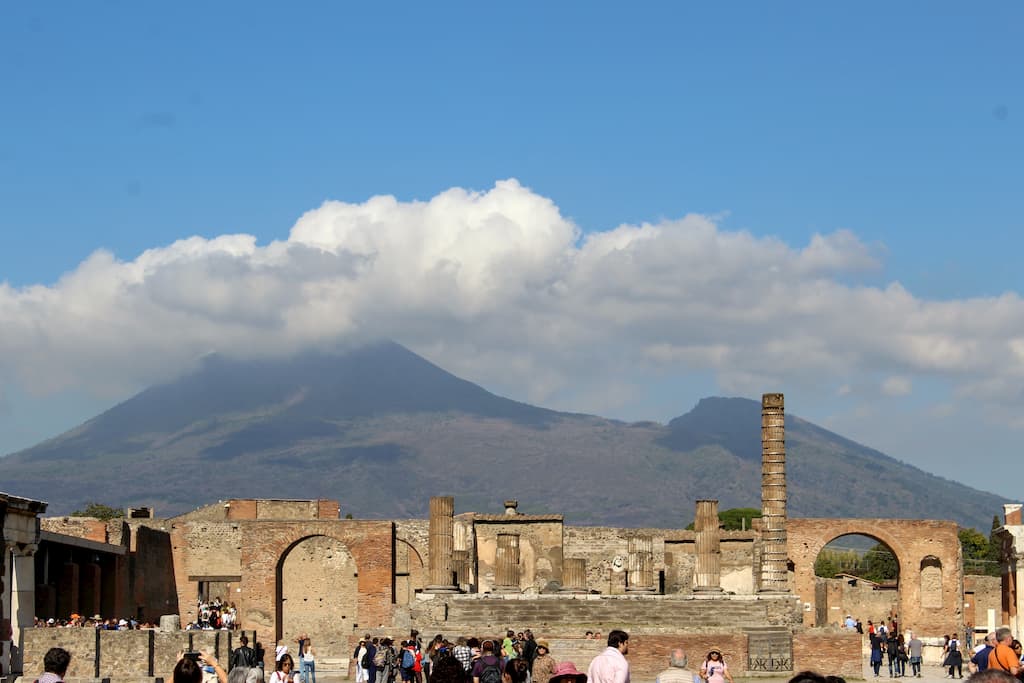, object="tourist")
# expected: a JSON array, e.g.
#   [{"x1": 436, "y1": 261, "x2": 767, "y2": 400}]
[
  {"x1": 452, "y1": 637, "x2": 473, "y2": 674},
  {"x1": 429, "y1": 651, "x2": 469, "y2": 683},
  {"x1": 531, "y1": 640, "x2": 557, "y2": 683},
  {"x1": 377, "y1": 638, "x2": 399, "y2": 683},
  {"x1": 968, "y1": 672, "x2": 1018, "y2": 683},
  {"x1": 987, "y1": 629, "x2": 1020, "y2": 676},
  {"x1": 355, "y1": 638, "x2": 370, "y2": 683},
  {"x1": 424, "y1": 635, "x2": 444, "y2": 683},
  {"x1": 503, "y1": 659, "x2": 530, "y2": 683},
  {"x1": 946, "y1": 634, "x2": 964, "y2": 678},
  {"x1": 698, "y1": 650, "x2": 732, "y2": 683},
  {"x1": 908, "y1": 632, "x2": 923, "y2": 678},
  {"x1": 895, "y1": 634, "x2": 908, "y2": 678},
  {"x1": 887, "y1": 629, "x2": 899, "y2": 677},
  {"x1": 38, "y1": 647, "x2": 72, "y2": 683},
  {"x1": 844, "y1": 615, "x2": 856, "y2": 630},
  {"x1": 970, "y1": 634, "x2": 997, "y2": 674},
  {"x1": 654, "y1": 648, "x2": 698, "y2": 683},
  {"x1": 366, "y1": 637, "x2": 379, "y2": 683},
  {"x1": 549, "y1": 662, "x2": 587, "y2": 683},
  {"x1": 471, "y1": 640, "x2": 504, "y2": 683},
  {"x1": 176, "y1": 651, "x2": 227, "y2": 683},
  {"x1": 587, "y1": 630, "x2": 630, "y2": 683},
  {"x1": 502, "y1": 631, "x2": 517, "y2": 662},
  {"x1": 521, "y1": 631, "x2": 537, "y2": 672},
  {"x1": 299, "y1": 637, "x2": 316, "y2": 683},
  {"x1": 270, "y1": 655, "x2": 300, "y2": 683},
  {"x1": 232, "y1": 635, "x2": 259, "y2": 670}
]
